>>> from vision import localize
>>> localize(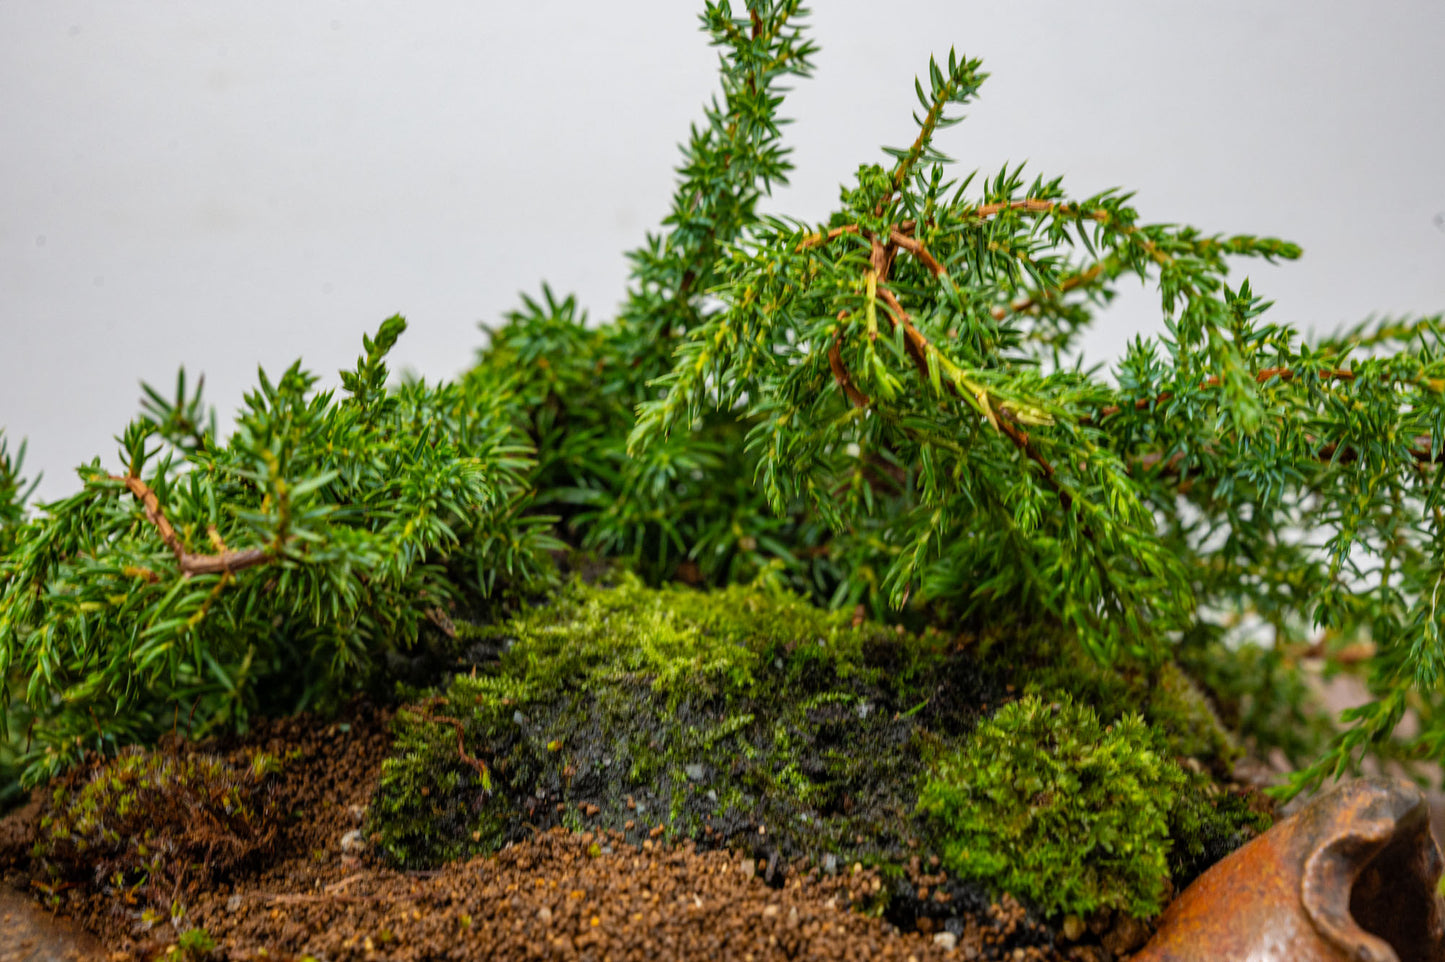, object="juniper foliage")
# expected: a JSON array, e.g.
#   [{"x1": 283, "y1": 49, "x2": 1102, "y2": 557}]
[
  {"x1": 2, "y1": 0, "x2": 1442, "y2": 799},
  {"x1": 628, "y1": 21, "x2": 1443, "y2": 797},
  {"x1": 0, "y1": 318, "x2": 558, "y2": 783},
  {"x1": 0, "y1": 434, "x2": 35, "y2": 559}
]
